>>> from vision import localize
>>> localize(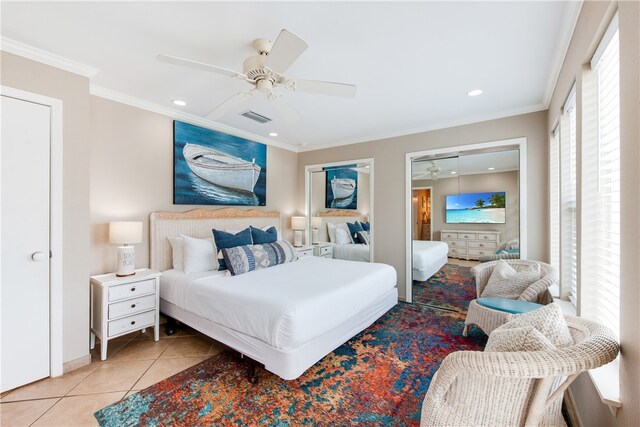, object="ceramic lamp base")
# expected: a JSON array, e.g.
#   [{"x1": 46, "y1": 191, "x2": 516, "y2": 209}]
[
  {"x1": 293, "y1": 230, "x2": 303, "y2": 247},
  {"x1": 116, "y1": 245, "x2": 136, "y2": 277},
  {"x1": 312, "y1": 228, "x2": 319, "y2": 245}
]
